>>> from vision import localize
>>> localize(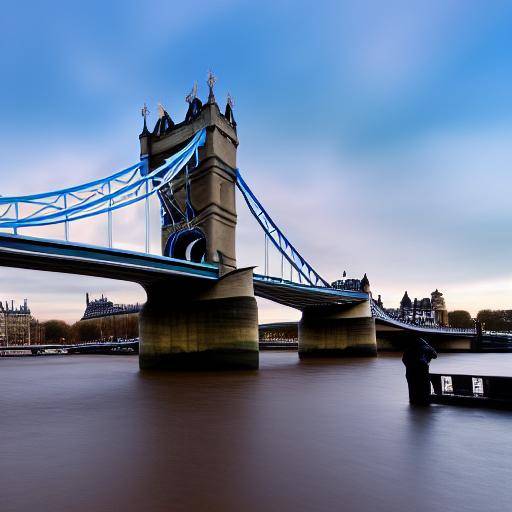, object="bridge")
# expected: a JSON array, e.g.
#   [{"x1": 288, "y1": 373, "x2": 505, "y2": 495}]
[{"x1": 0, "y1": 74, "x2": 482, "y2": 369}]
